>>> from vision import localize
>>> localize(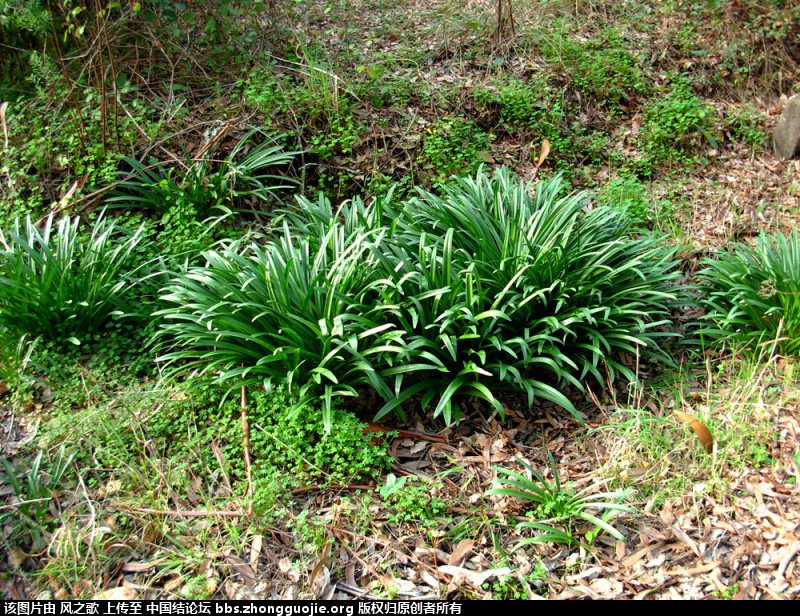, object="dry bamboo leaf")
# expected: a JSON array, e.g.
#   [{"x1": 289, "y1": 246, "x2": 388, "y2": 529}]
[
  {"x1": 162, "y1": 576, "x2": 182, "y2": 593},
  {"x1": 437, "y1": 565, "x2": 511, "y2": 588},
  {"x1": 535, "y1": 139, "x2": 550, "y2": 168},
  {"x1": 310, "y1": 563, "x2": 330, "y2": 598},
  {"x1": 345, "y1": 561, "x2": 358, "y2": 588},
  {"x1": 0, "y1": 102, "x2": 7, "y2": 149},
  {"x1": 249, "y1": 535, "x2": 263, "y2": 571},
  {"x1": 669, "y1": 524, "x2": 702, "y2": 558},
  {"x1": 121, "y1": 561, "x2": 162, "y2": 573},
  {"x1": 93, "y1": 586, "x2": 137, "y2": 600},
  {"x1": 227, "y1": 556, "x2": 257, "y2": 584},
  {"x1": 448, "y1": 539, "x2": 475, "y2": 566},
  {"x1": 223, "y1": 580, "x2": 260, "y2": 601},
  {"x1": 675, "y1": 410, "x2": 713, "y2": 453},
  {"x1": 665, "y1": 562, "x2": 720, "y2": 576}
]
